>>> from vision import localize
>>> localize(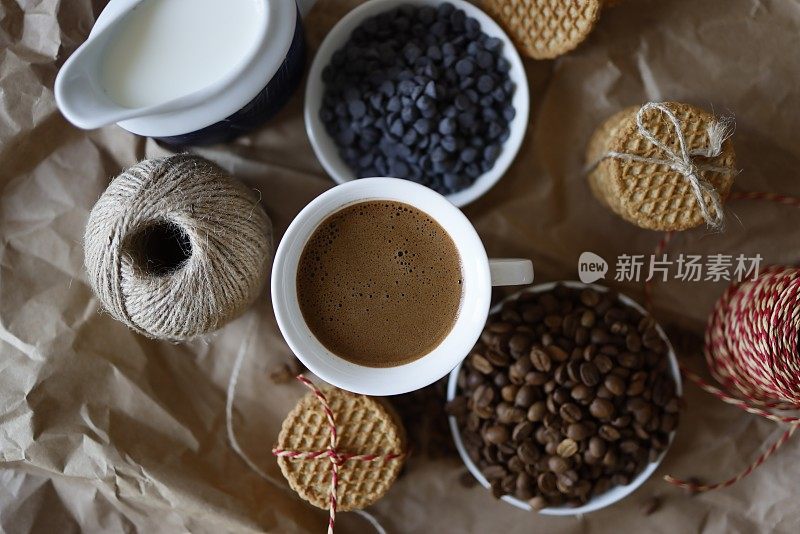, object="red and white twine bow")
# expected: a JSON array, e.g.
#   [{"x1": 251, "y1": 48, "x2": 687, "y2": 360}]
[
  {"x1": 272, "y1": 376, "x2": 404, "y2": 534},
  {"x1": 646, "y1": 190, "x2": 800, "y2": 492}
]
